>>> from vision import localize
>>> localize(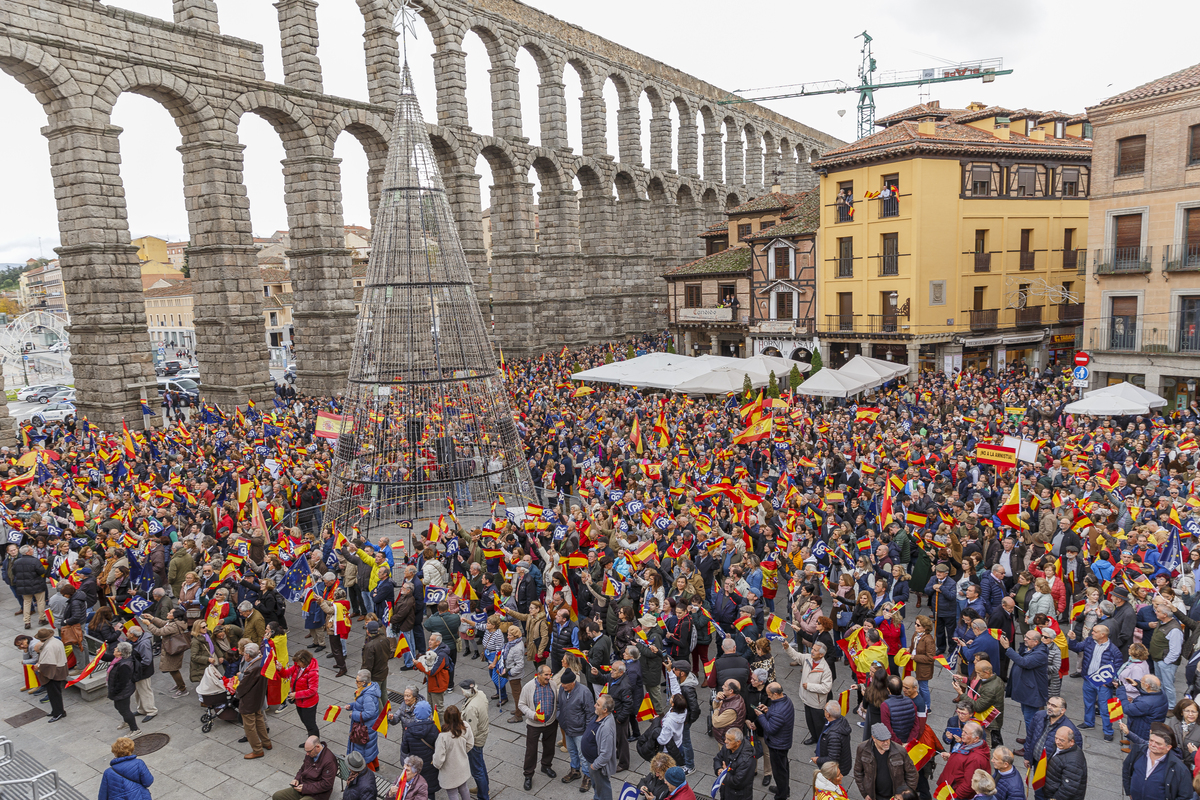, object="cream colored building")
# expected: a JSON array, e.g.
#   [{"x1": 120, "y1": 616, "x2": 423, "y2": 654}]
[
  {"x1": 144, "y1": 279, "x2": 194, "y2": 351},
  {"x1": 1083, "y1": 62, "x2": 1200, "y2": 409}
]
